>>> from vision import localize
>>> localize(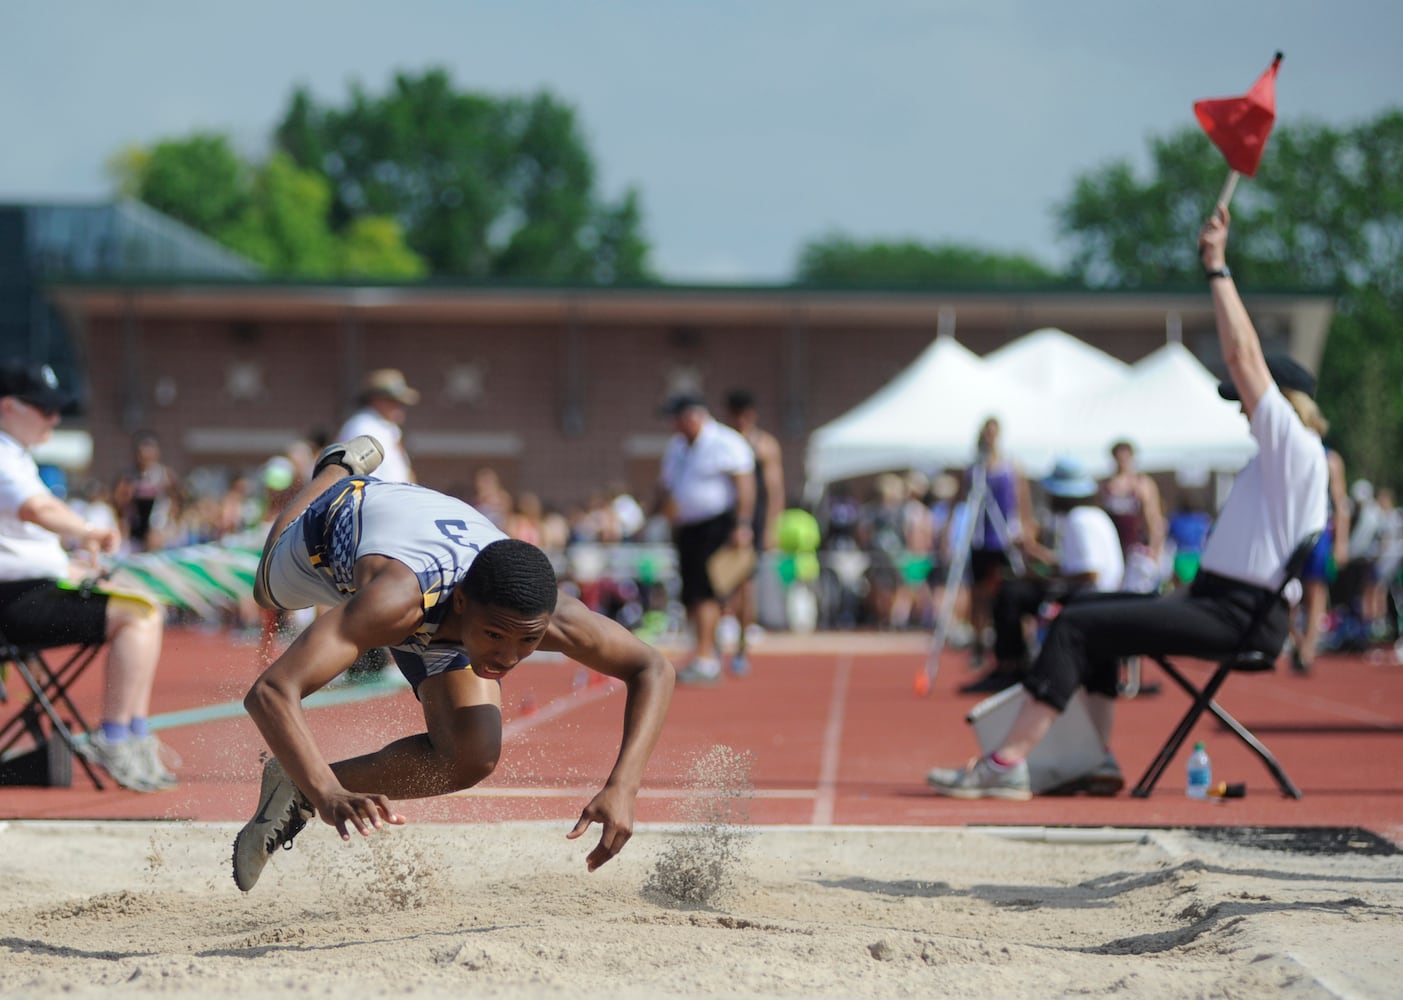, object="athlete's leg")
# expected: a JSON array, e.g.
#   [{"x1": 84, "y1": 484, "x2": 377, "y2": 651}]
[{"x1": 329, "y1": 669, "x2": 503, "y2": 797}]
